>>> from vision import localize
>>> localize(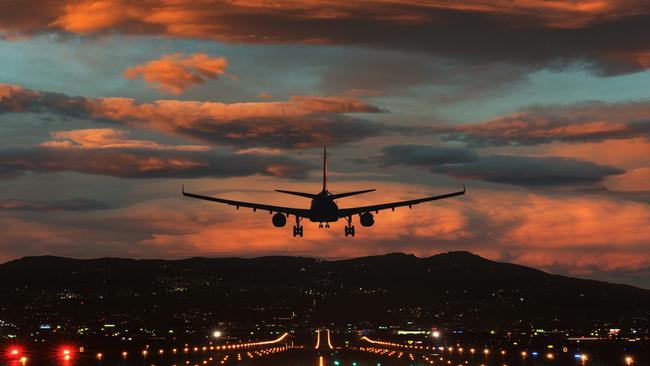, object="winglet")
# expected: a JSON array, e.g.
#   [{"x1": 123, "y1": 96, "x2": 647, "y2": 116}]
[
  {"x1": 182, "y1": 184, "x2": 185, "y2": 195},
  {"x1": 462, "y1": 183, "x2": 466, "y2": 193}
]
